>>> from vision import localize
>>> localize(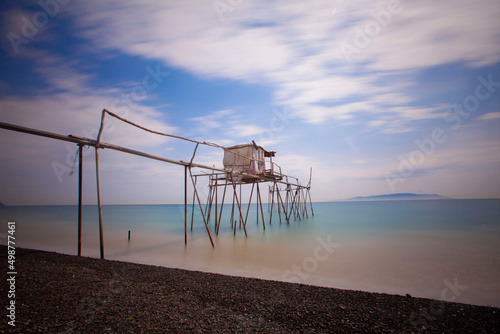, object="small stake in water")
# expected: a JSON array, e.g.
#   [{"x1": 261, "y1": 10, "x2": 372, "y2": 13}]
[{"x1": 128, "y1": 230, "x2": 131, "y2": 241}]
